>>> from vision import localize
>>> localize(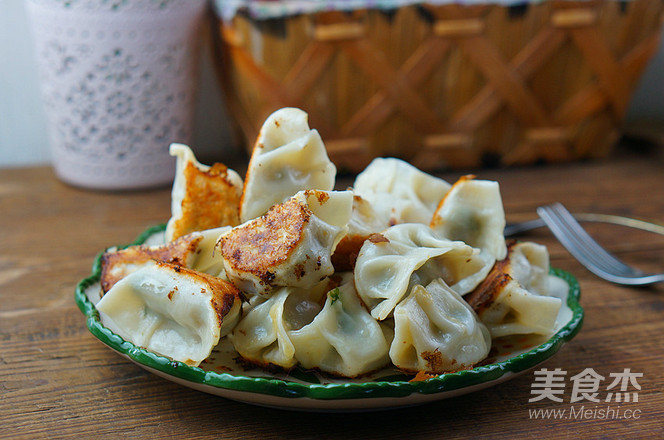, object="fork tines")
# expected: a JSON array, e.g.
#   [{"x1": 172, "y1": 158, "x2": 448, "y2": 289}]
[{"x1": 537, "y1": 203, "x2": 664, "y2": 286}]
